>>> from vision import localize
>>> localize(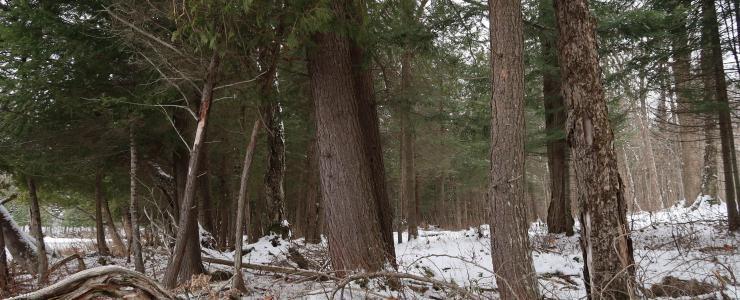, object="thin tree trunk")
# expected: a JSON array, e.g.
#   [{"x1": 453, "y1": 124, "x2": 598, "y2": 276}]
[
  {"x1": 129, "y1": 129, "x2": 145, "y2": 273},
  {"x1": 94, "y1": 171, "x2": 111, "y2": 256},
  {"x1": 121, "y1": 206, "x2": 133, "y2": 261},
  {"x1": 0, "y1": 218, "x2": 6, "y2": 295},
  {"x1": 232, "y1": 120, "x2": 262, "y2": 293},
  {"x1": 27, "y1": 177, "x2": 48, "y2": 283},
  {"x1": 162, "y1": 53, "x2": 219, "y2": 288},
  {"x1": 400, "y1": 50, "x2": 418, "y2": 241},
  {"x1": 638, "y1": 88, "x2": 665, "y2": 209},
  {"x1": 198, "y1": 144, "x2": 215, "y2": 234},
  {"x1": 554, "y1": 0, "x2": 636, "y2": 298},
  {"x1": 307, "y1": 2, "x2": 391, "y2": 272},
  {"x1": 488, "y1": 0, "x2": 540, "y2": 298},
  {"x1": 302, "y1": 137, "x2": 322, "y2": 244},
  {"x1": 540, "y1": 0, "x2": 573, "y2": 235},
  {"x1": 102, "y1": 186, "x2": 126, "y2": 257}
]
